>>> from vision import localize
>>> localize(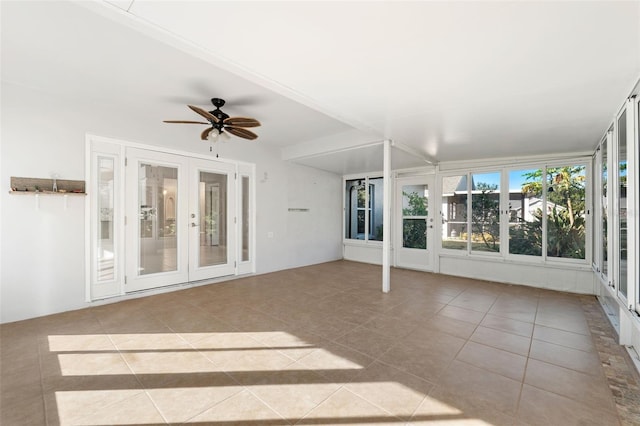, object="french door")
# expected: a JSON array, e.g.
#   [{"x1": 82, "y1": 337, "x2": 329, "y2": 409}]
[
  {"x1": 125, "y1": 148, "x2": 235, "y2": 292},
  {"x1": 189, "y1": 158, "x2": 236, "y2": 281},
  {"x1": 395, "y1": 175, "x2": 435, "y2": 271}
]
